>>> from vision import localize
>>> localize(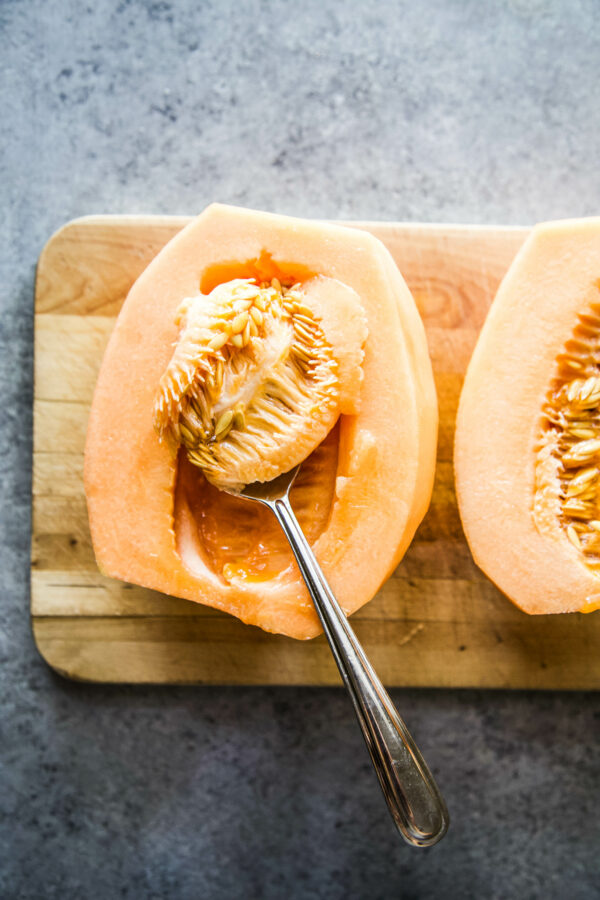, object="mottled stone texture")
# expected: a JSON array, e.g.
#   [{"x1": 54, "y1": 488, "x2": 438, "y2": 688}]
[{"x1": 1, "y1": 1, "x2": 600, "y2": 897}]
